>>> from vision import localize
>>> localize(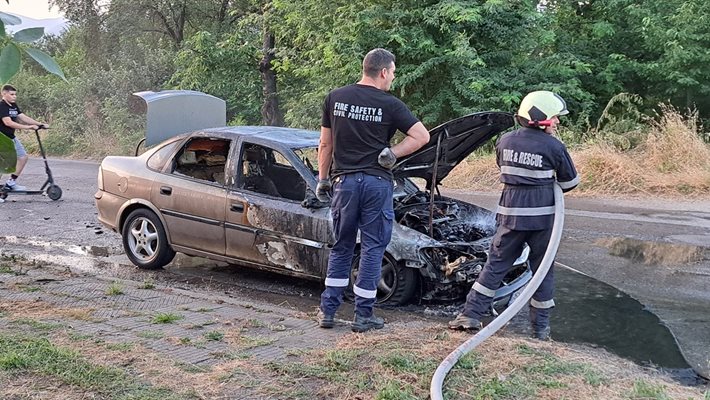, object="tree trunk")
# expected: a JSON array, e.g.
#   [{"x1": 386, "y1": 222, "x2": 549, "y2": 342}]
[{"x1": 259, "y1": 30, "x2": 284, "y2": 126}]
